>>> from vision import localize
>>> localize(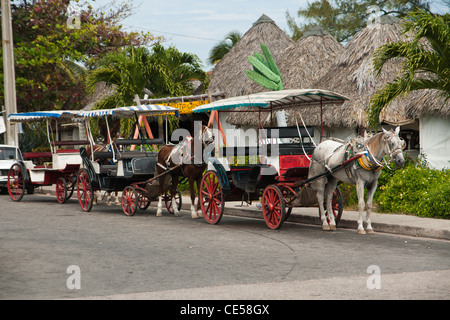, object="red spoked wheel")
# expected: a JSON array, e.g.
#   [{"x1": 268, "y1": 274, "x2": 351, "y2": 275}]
[
  {"x1": 200, "y1": 170, "x2": 224, "y2": 225},
  {"x1": 122, "y1": 186, "x2": 138, "y2": 216},
  {"x1": 137, "y1": 192, "x2": 150, "y2": 210},
  {"x1": 7, "y1": 163, "x2": 25, "y2": 202},
  {"x1": 320, "y1": 186, "x2": 343, "y2": 226},
  {"x1": 56, "y1": 177, "x2": 68, "y2": 204},
  {"x1": 77, "y1": 168, "x2": 94, "y2": 212},
  {"x1": 262, "y1": 185, "x2": 286, "y2": 230},
  {"x1": 164, "y1": 188, "x2": 182, "y2": 214}
]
